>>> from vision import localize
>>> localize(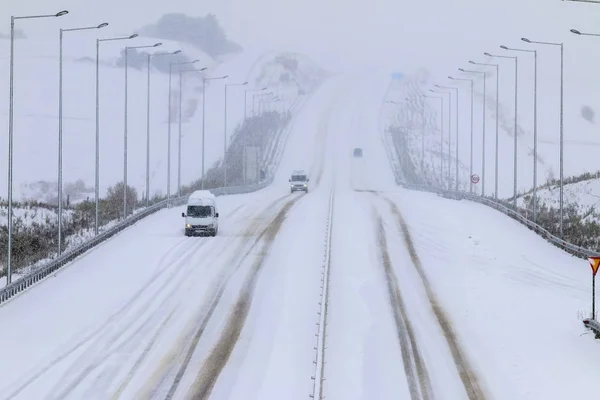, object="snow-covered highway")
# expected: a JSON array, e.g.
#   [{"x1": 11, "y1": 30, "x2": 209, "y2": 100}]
[{"x1": 0, "y1": 74, "x2": 599, "y2": 400}]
